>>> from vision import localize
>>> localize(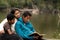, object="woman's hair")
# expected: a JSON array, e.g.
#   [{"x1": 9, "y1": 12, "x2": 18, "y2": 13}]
[
  {"x1": 22, "y1": 11, "x2": 32, "y2": 17},
  {"x1": 10, "y1": 8, "x2": 20, "y2": 14}
]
